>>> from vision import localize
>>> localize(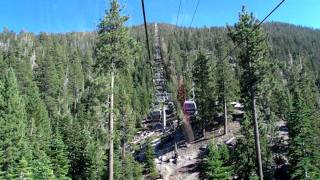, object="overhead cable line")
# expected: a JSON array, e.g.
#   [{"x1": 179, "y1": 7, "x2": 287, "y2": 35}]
[
  {"x1": 221, "y1": 0, "x2": 286, "y2": 61},
  {"x1": 189, "y1": 0, "x2": 200, "y2": 27},
  {"x1": 140, "y1": 0, "x2": 152, "y2": 63},
  {"x1": 175, "y1": 0, "x2": 182, "y2": 27}
]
